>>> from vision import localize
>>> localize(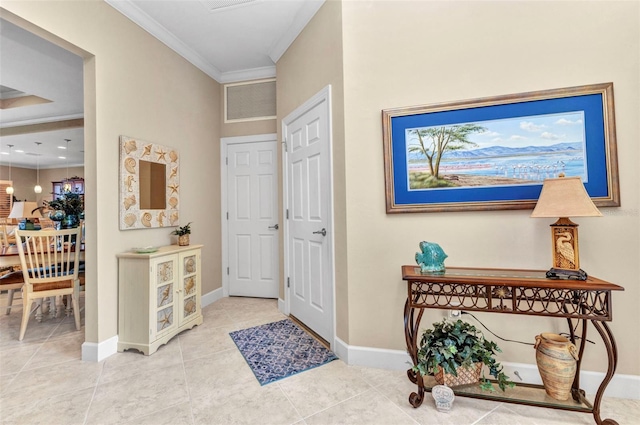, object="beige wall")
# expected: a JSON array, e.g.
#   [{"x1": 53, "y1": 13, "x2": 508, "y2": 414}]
[
  {"x1": 338, "y1": 0, "x2": 639, "y2": 375},
  {"x1": 279, "y1": 0, "x2": 639, "y2": 377},
  {"x1": 0, "y1": 165, "x2": 83, "y2": 204},
  {"x1": 277, "y1": 0, "x2": 349, "y2": 340},
  {"x1": 1, "y1": 2, "x2": 222, "y2": 347}
]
